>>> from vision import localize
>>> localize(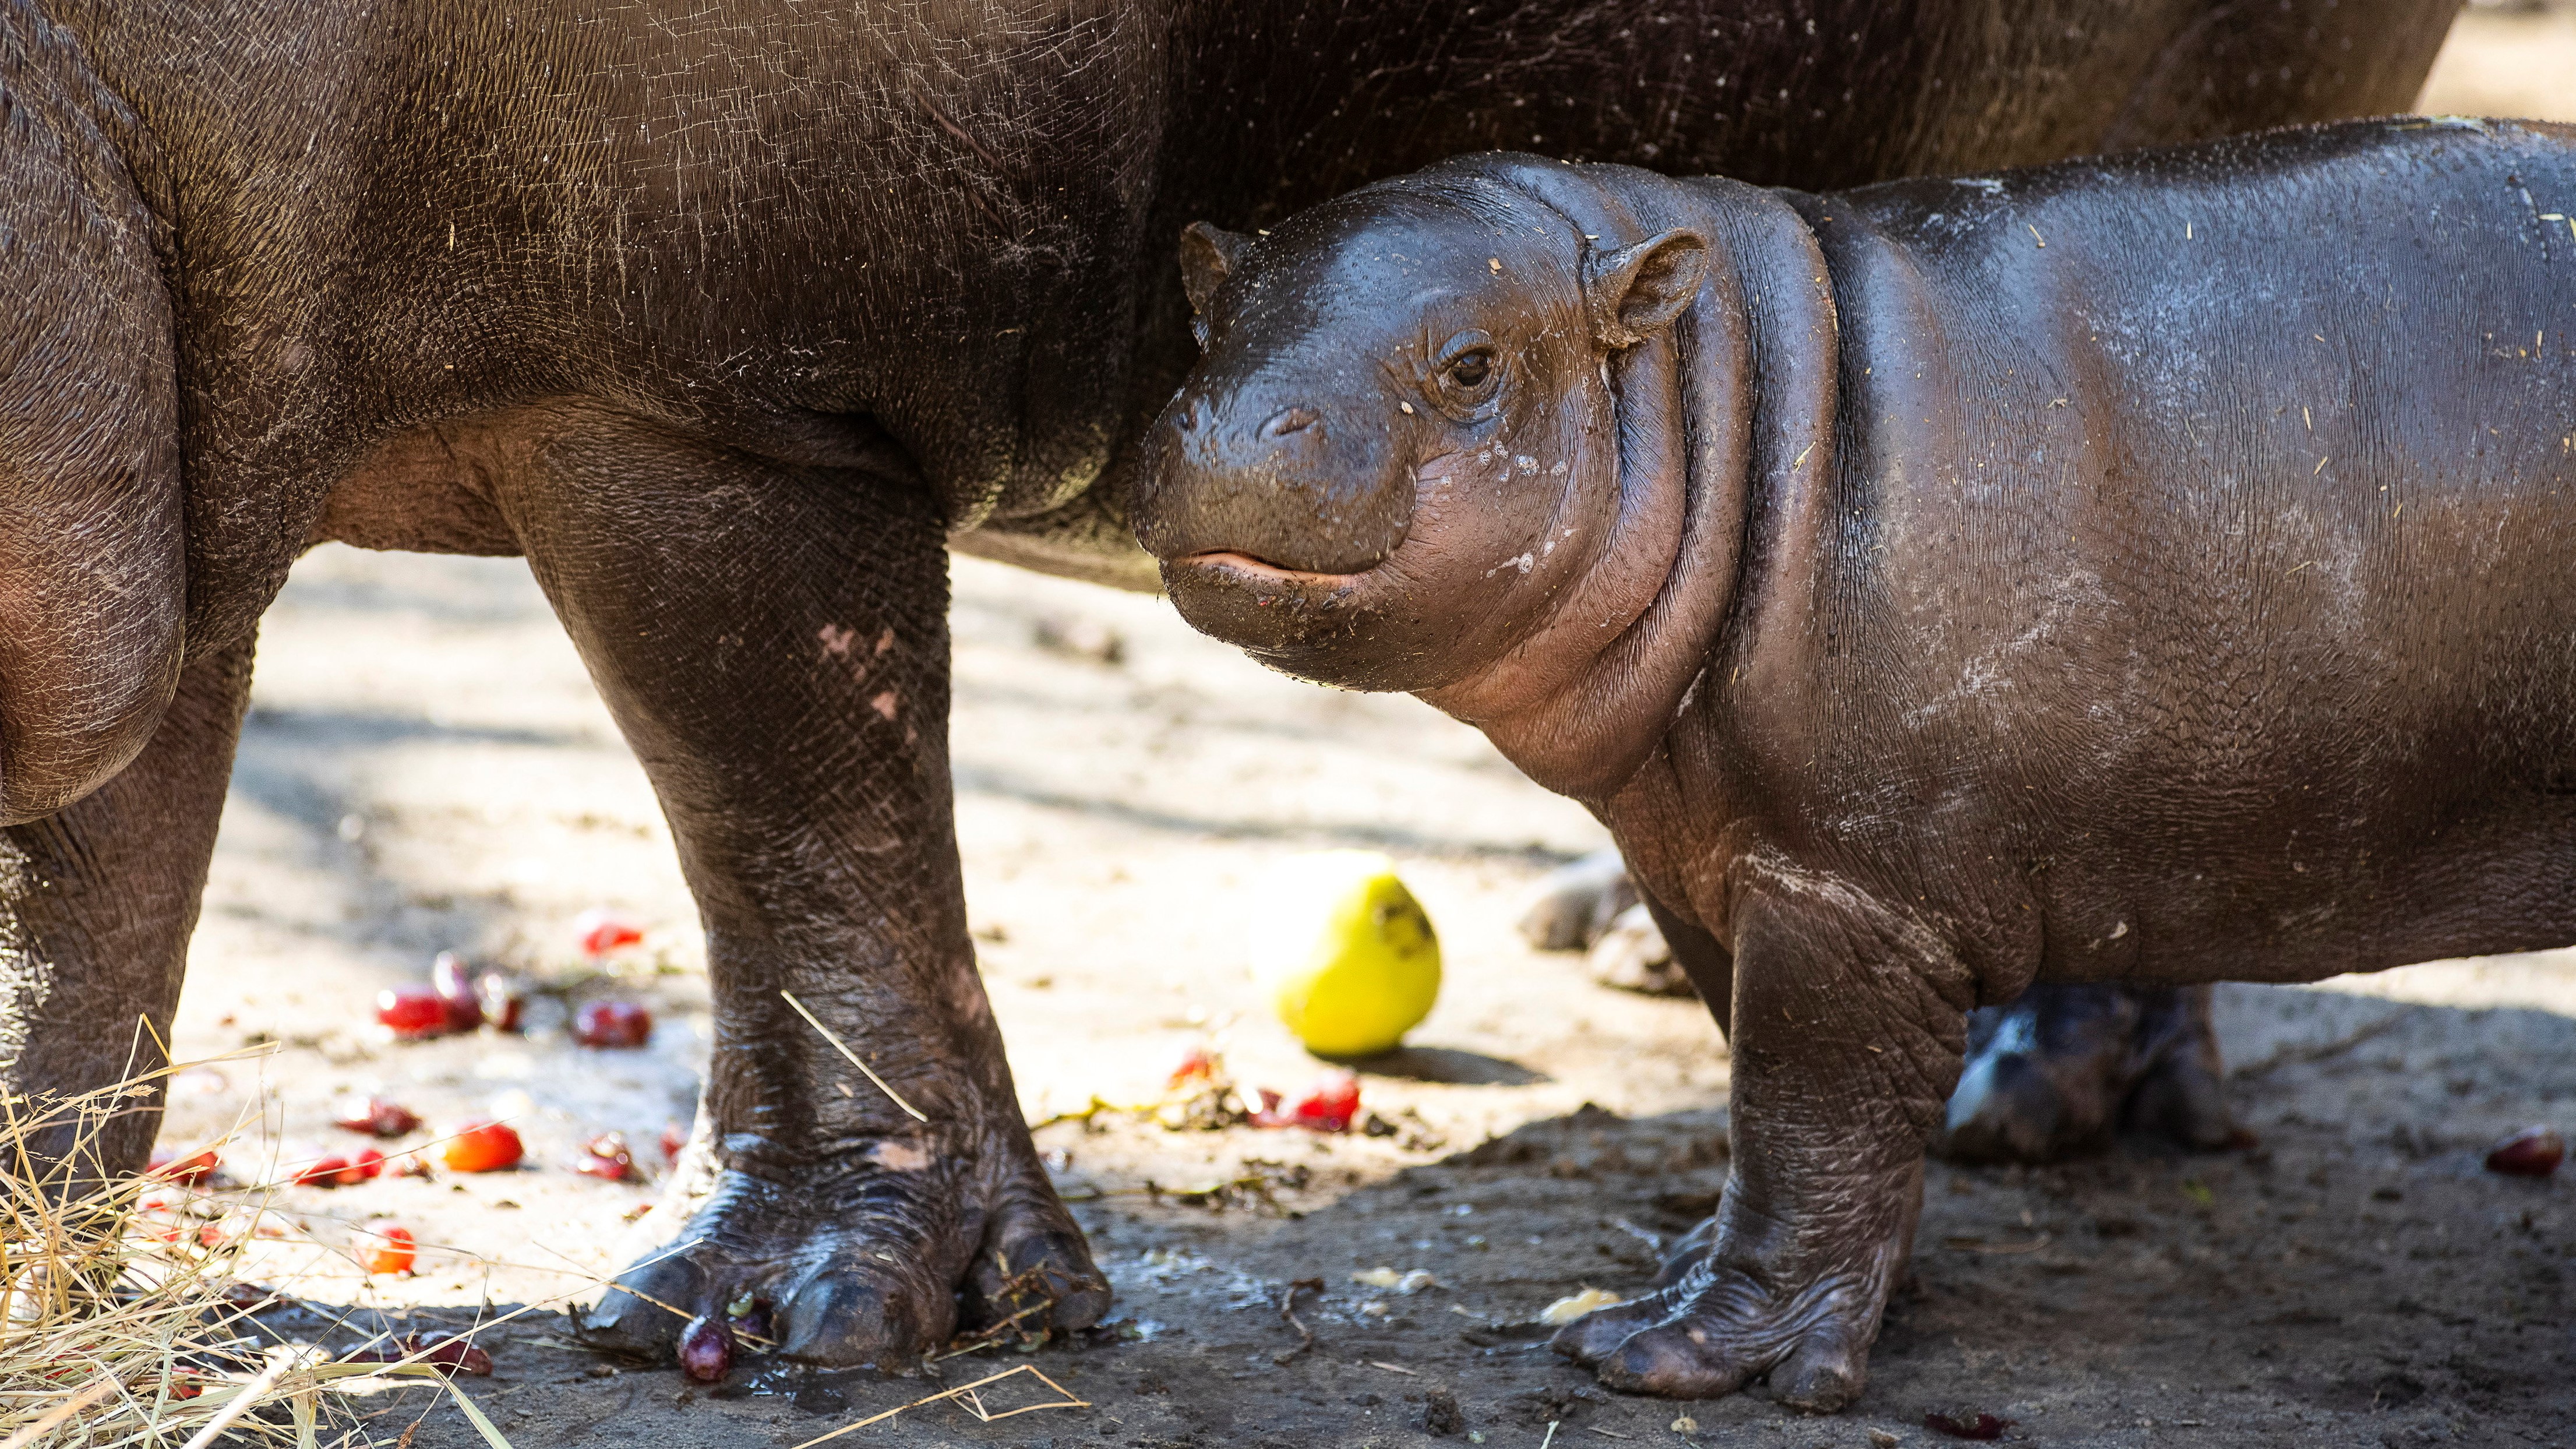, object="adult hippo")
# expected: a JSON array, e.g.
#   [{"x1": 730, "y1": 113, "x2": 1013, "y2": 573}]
[
  {"x1": 1132, "y1": 118, "x2": 2576, "y2": 1405},
  {"x1": 0, "y1": 0, "x2": 2462, "y2": 1374}
]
